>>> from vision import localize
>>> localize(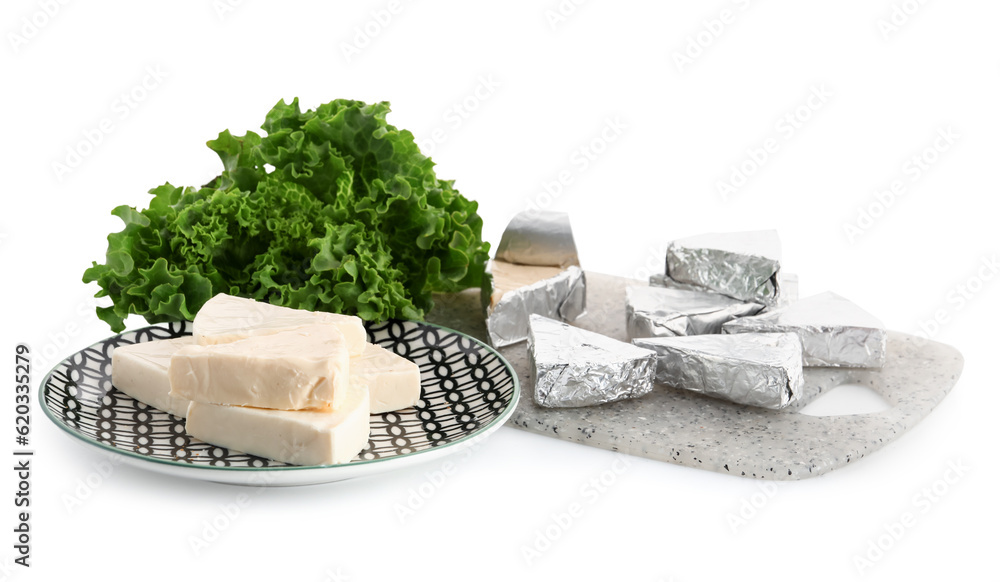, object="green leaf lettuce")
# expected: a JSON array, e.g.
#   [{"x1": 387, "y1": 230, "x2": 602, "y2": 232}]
[{"x1": 84, "y1": 98, "x2": 490, "y2": 332}]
